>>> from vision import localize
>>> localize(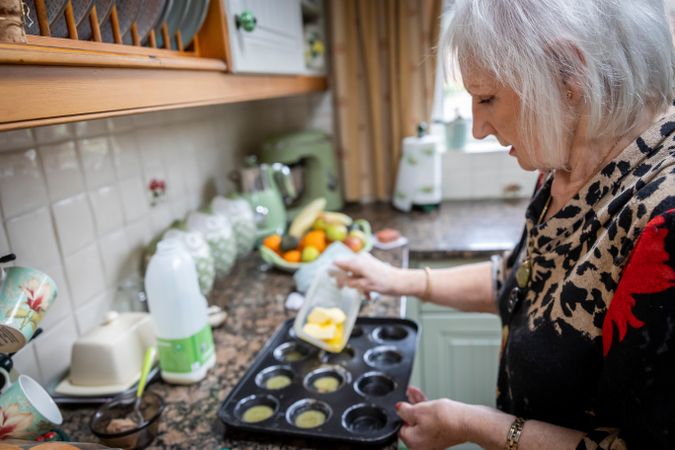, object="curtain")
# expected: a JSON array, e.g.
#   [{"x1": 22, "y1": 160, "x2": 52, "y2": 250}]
[{"x1": 329, "y1": 0, "x2": 443, "y2": 202}]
